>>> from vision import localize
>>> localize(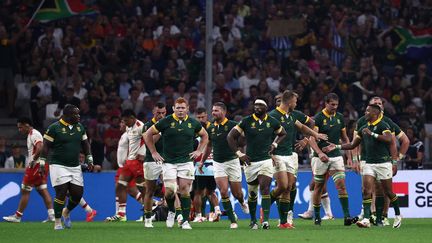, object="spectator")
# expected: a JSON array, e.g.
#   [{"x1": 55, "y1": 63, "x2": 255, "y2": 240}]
[
  {"x1": 404, "y1": 127, "x2": 424, "y2": 170},
  {"x1": 0, "y1": 136, "x2": 10, "y2": 168},
  {"x1": 4, "y1": 145, "x2": 26, "y2": 169}
]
